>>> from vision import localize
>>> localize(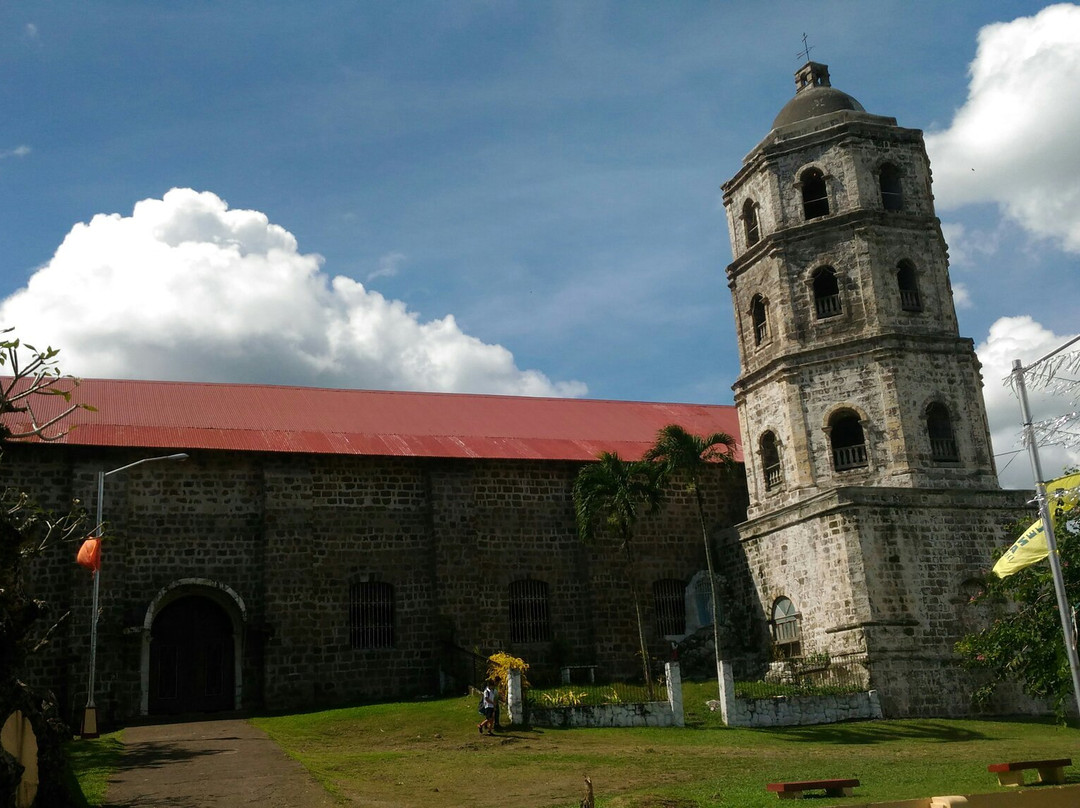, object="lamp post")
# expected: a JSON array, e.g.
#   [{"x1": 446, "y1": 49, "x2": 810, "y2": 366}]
[{"x1": 81, "y1": 452, "x2": 188, "y2": 739}]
